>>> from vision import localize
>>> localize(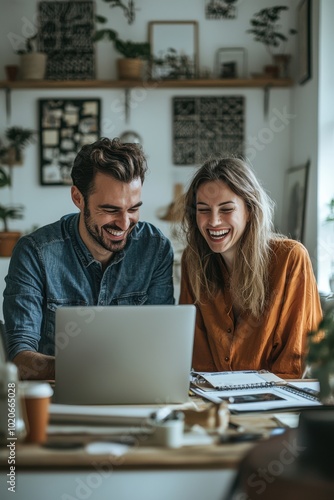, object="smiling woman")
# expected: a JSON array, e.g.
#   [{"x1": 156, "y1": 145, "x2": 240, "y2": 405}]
[
  {"x1": 195, "y1": 180, "x2": 249, "y2": 272},
  {"x1": 178, "y1": 156, "x2": 322, "y2": 379}
]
